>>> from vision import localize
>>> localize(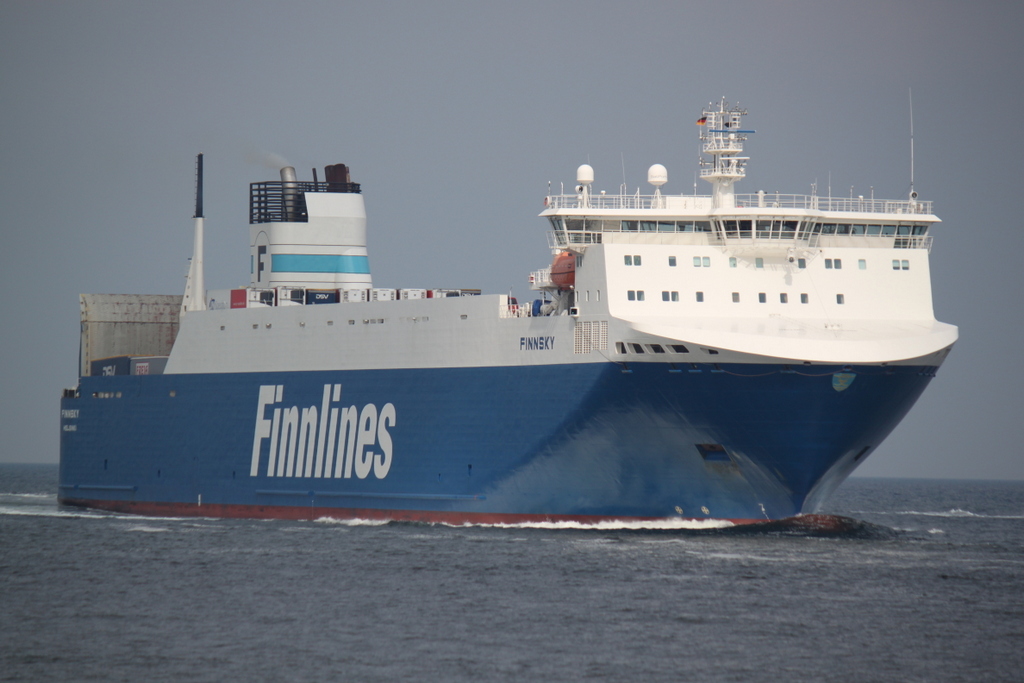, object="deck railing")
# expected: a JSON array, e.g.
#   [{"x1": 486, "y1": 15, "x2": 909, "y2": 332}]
[{"x1": 544, "y1": 192, "x2": 932, "y2": 215}]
